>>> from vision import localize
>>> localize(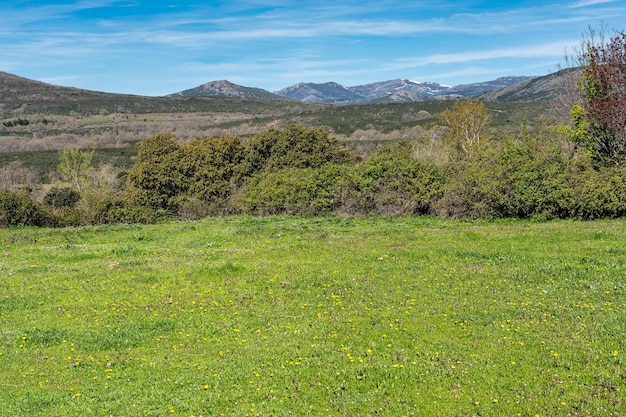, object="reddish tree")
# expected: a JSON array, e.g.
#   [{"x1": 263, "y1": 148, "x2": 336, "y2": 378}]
[{"x1": 577, "y1": 29, "x2": 626, "y2": 164}]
